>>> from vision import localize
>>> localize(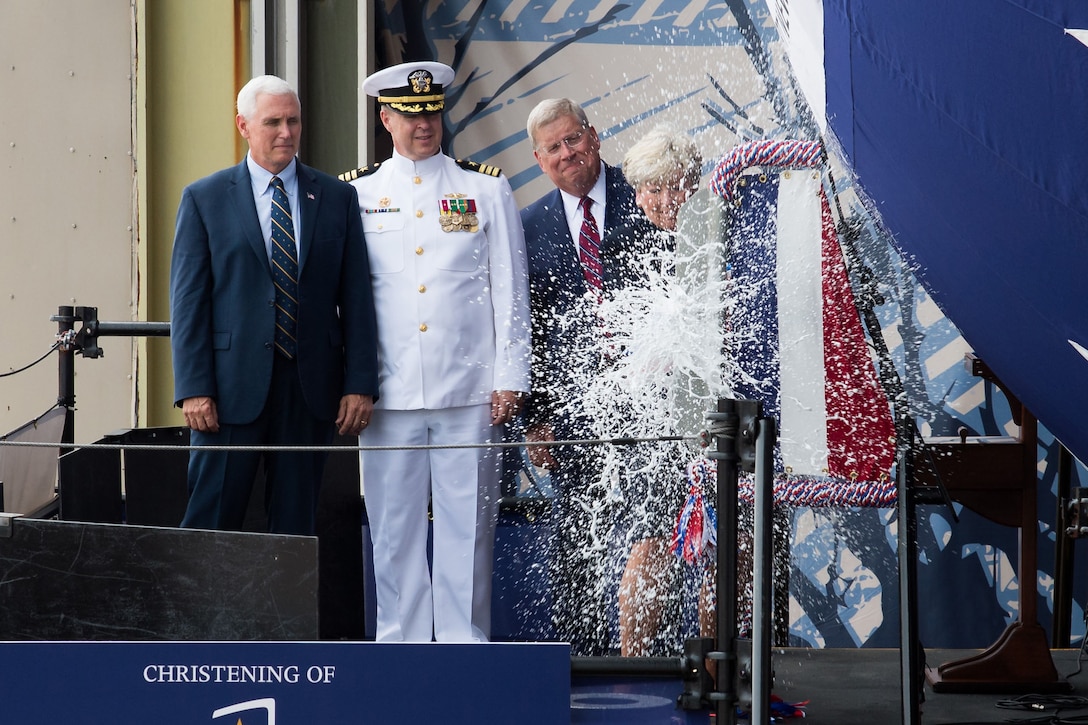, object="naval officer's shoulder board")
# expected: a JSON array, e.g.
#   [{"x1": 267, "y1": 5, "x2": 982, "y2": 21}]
[
  {"x1": 338, "y1": 162, "x2": 382, "y2": 182},
  {"x1": 455, "y1": 158, "x2": 502, "y2": 177}
]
